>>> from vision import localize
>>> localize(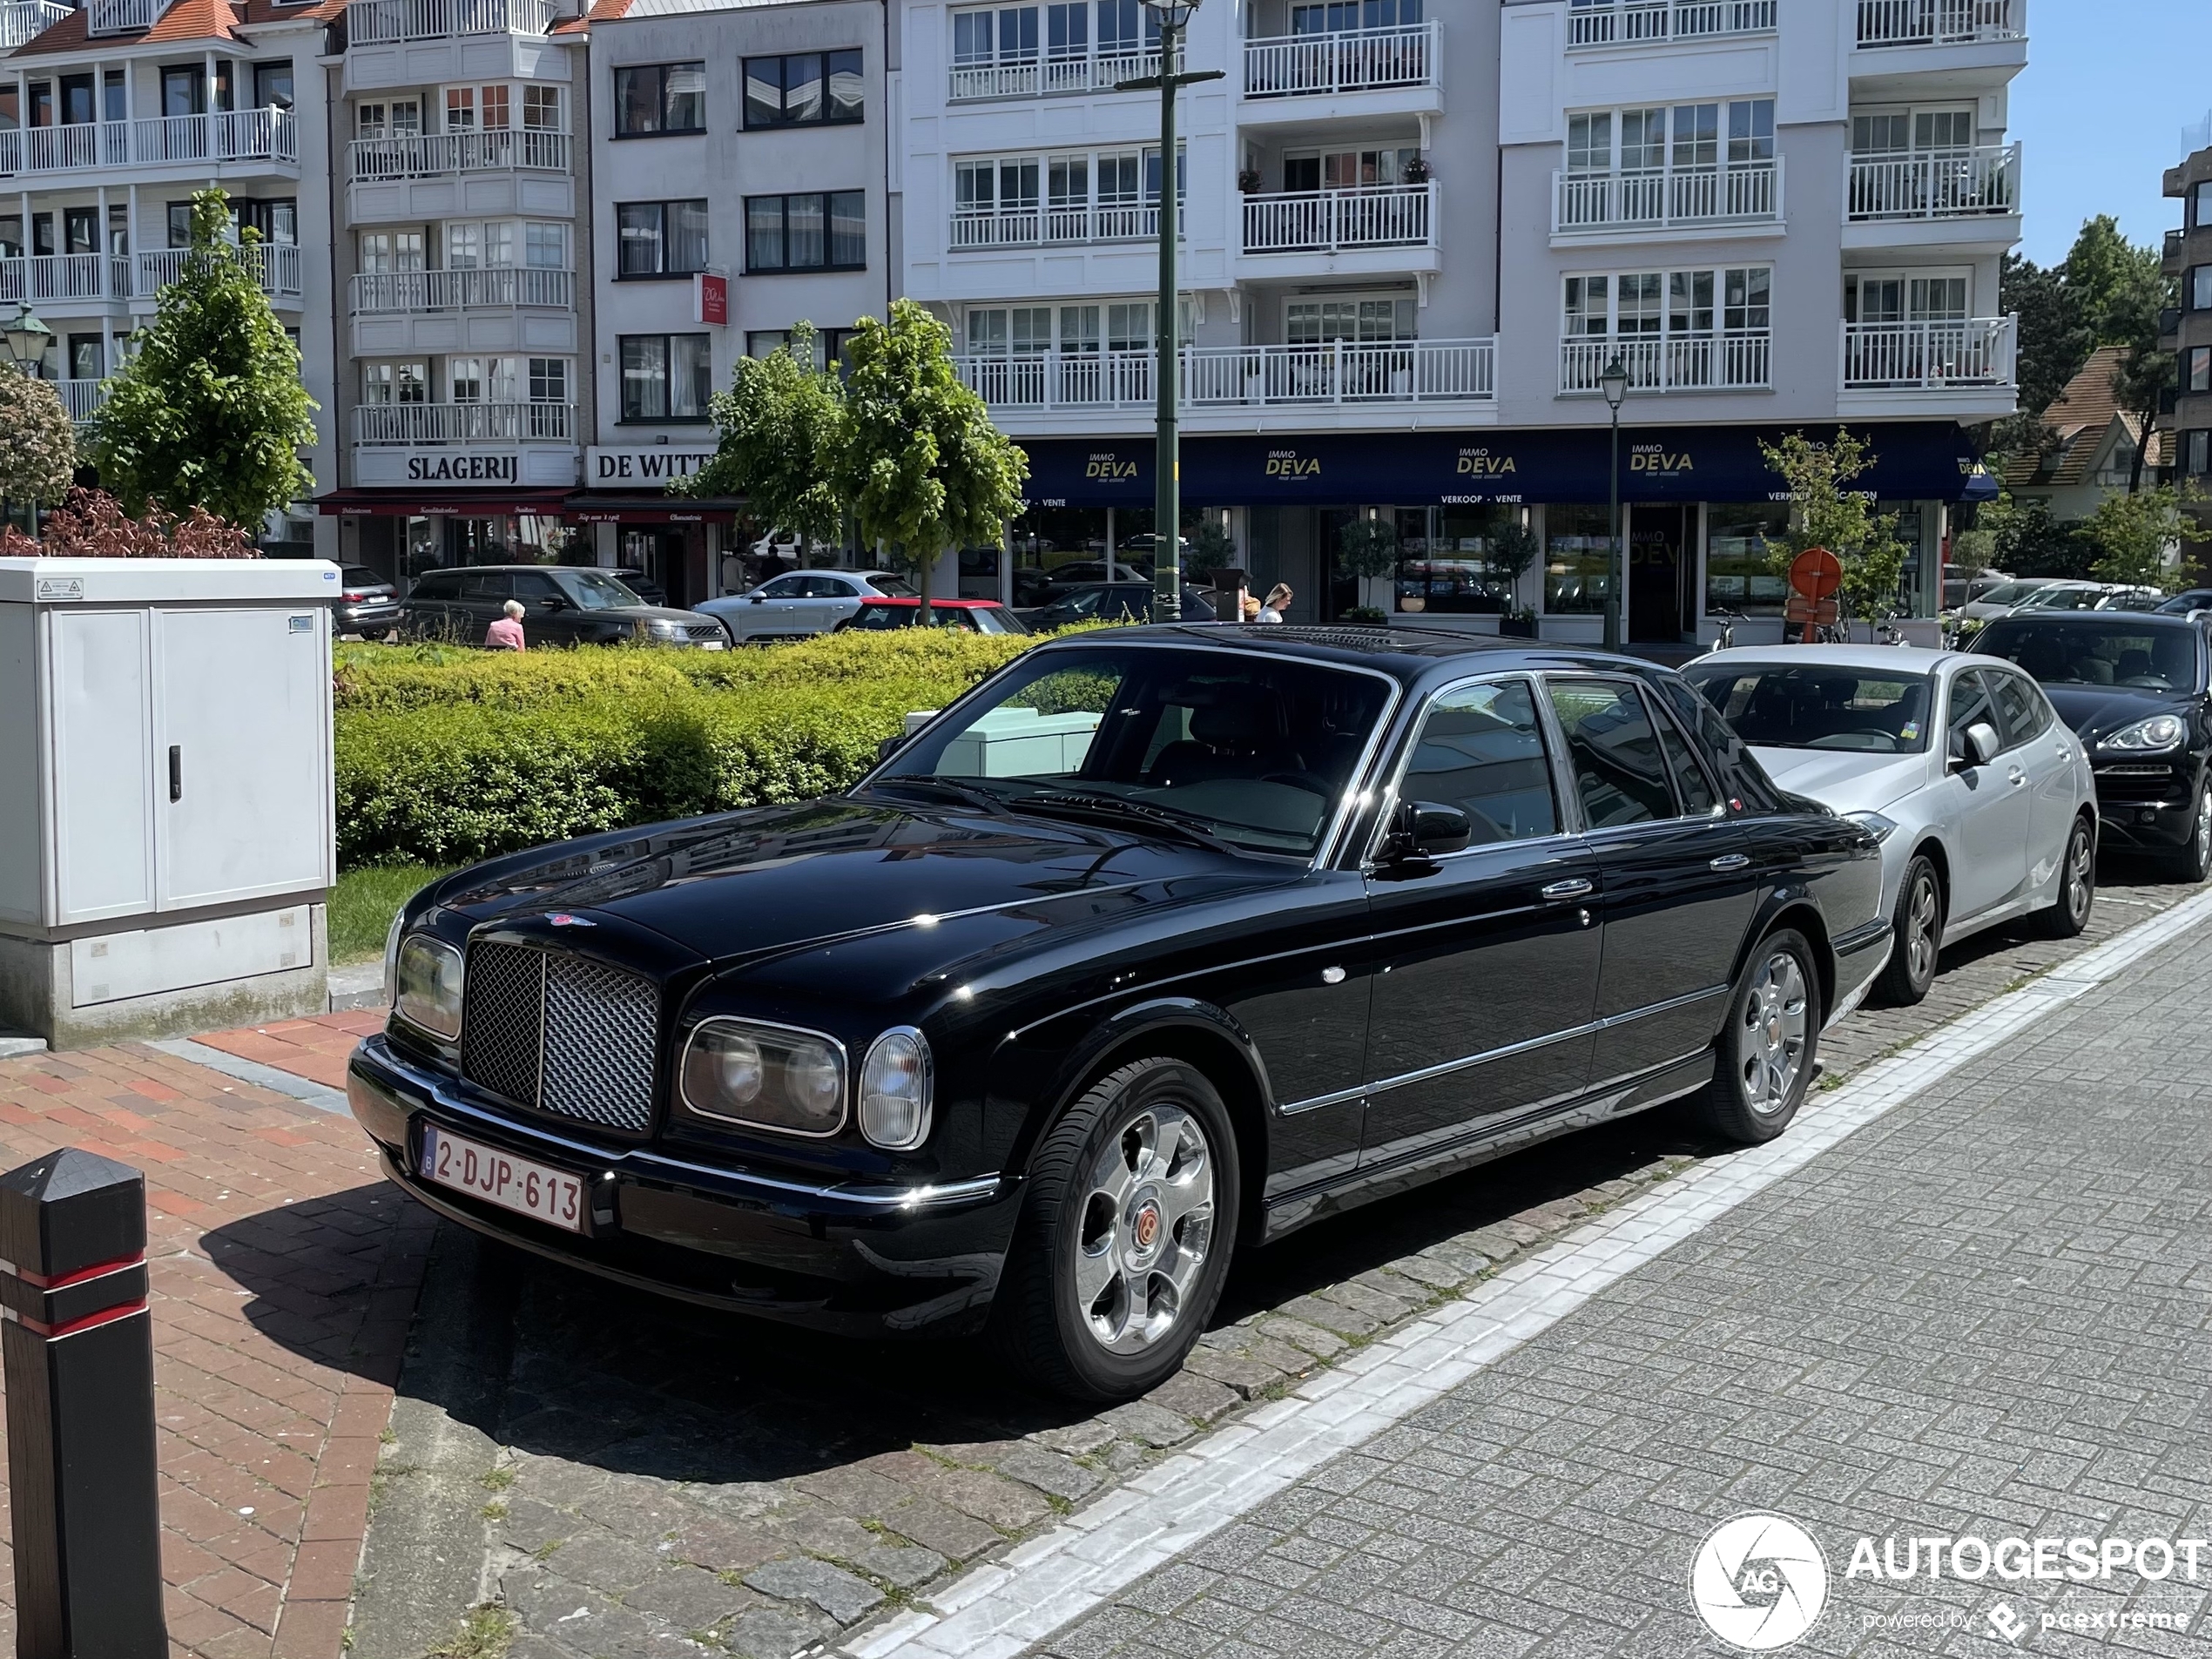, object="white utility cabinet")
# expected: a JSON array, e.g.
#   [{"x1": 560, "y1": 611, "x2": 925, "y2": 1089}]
[{"x1": 0, "y1": 557, "x2": 340, "y2": 1047}]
